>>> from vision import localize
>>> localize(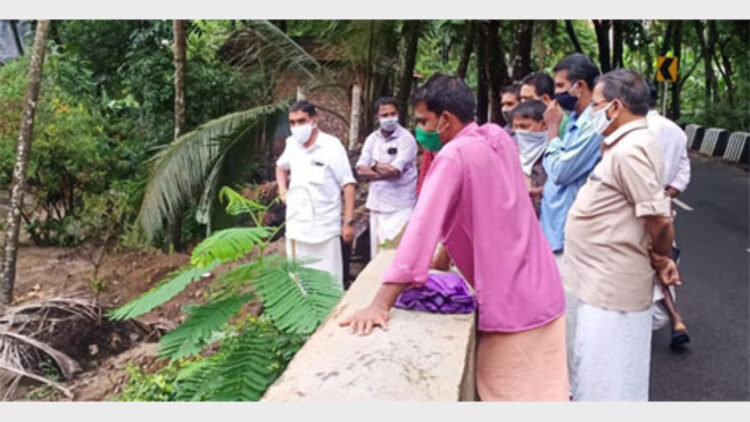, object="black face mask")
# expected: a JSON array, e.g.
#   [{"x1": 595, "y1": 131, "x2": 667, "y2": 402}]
[{"x1": 554, "y1": 82, "x2": 580, "y2": 111}]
